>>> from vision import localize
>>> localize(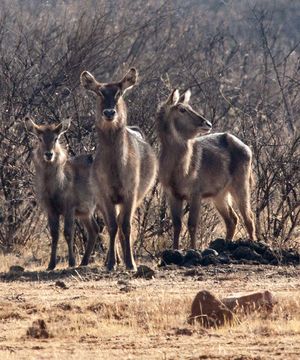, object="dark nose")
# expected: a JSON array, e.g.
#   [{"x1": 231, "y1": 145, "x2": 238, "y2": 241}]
[
  {"x1": 44, "y1": 151, "x2": 53, "y2": 161},
  {"x1": 103, "y1": 109, "x2": 116, "y2": 119}
]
